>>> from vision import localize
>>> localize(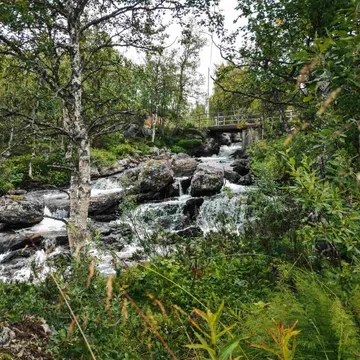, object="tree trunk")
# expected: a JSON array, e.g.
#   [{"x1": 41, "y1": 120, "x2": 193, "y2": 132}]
[
  {"x1": 66, "y1": 7, "x2": 92, "y2": 247},
  {"x1": 273, "y1": 88, "x2": 290, "y2": 133}
]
